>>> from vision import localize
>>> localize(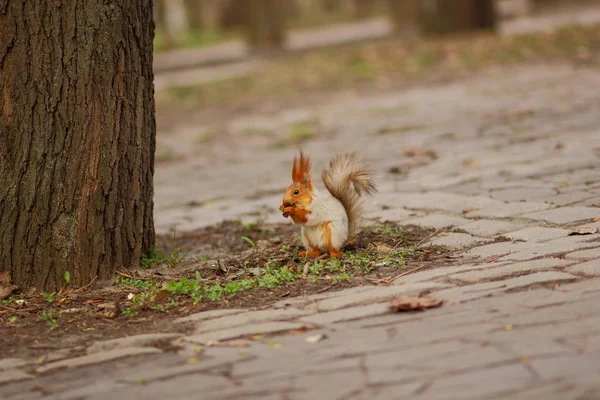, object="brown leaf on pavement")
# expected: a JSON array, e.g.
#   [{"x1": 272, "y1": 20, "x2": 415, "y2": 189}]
[
  {"x1": 567, "y1": 227, "x2": 598, "y2": 236},
  {"x1": 388, "y1": 296, "x2": 443, "y2": 312},
  {"x1": 402, "y1": 146, "x2": 438, "y2": 159},
  {"x1": 593, "y1": 216, "x2": 600, "y2": 222}
]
